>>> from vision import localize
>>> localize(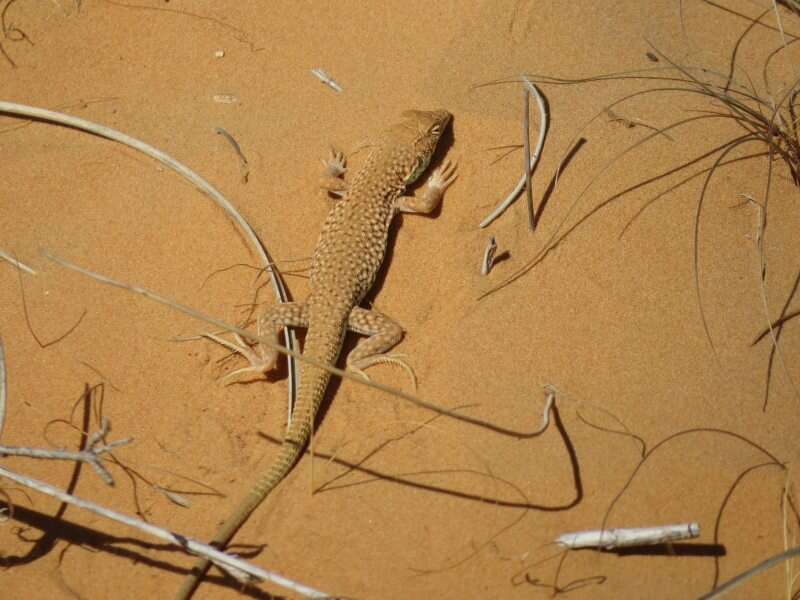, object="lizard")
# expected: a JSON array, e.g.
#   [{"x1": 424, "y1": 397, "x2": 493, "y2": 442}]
[{"x1": 176, "y1": 109, "x2": 457, "y2": 599}]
